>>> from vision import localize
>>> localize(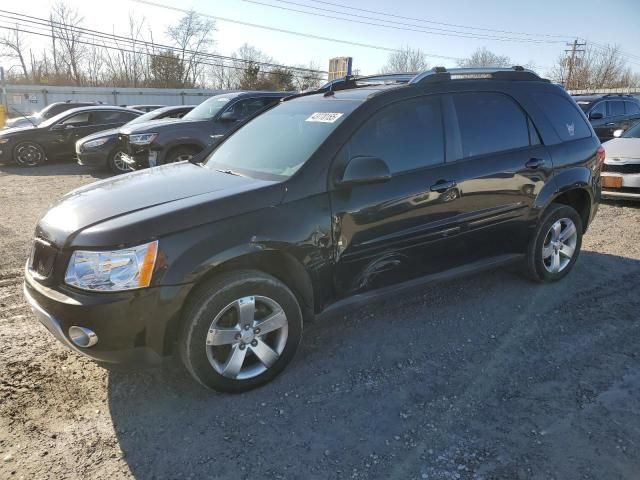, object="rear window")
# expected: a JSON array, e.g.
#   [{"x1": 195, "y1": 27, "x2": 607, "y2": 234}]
[
  {"x1": 531, "y1": 92, "x2": 591, "y2": 141},
  {"x1": 452, "y1": 92, "x2": 530, "y2": 158},
  {"x1": 608, "y1": 101, "x2": 625, "y2": 116}
]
